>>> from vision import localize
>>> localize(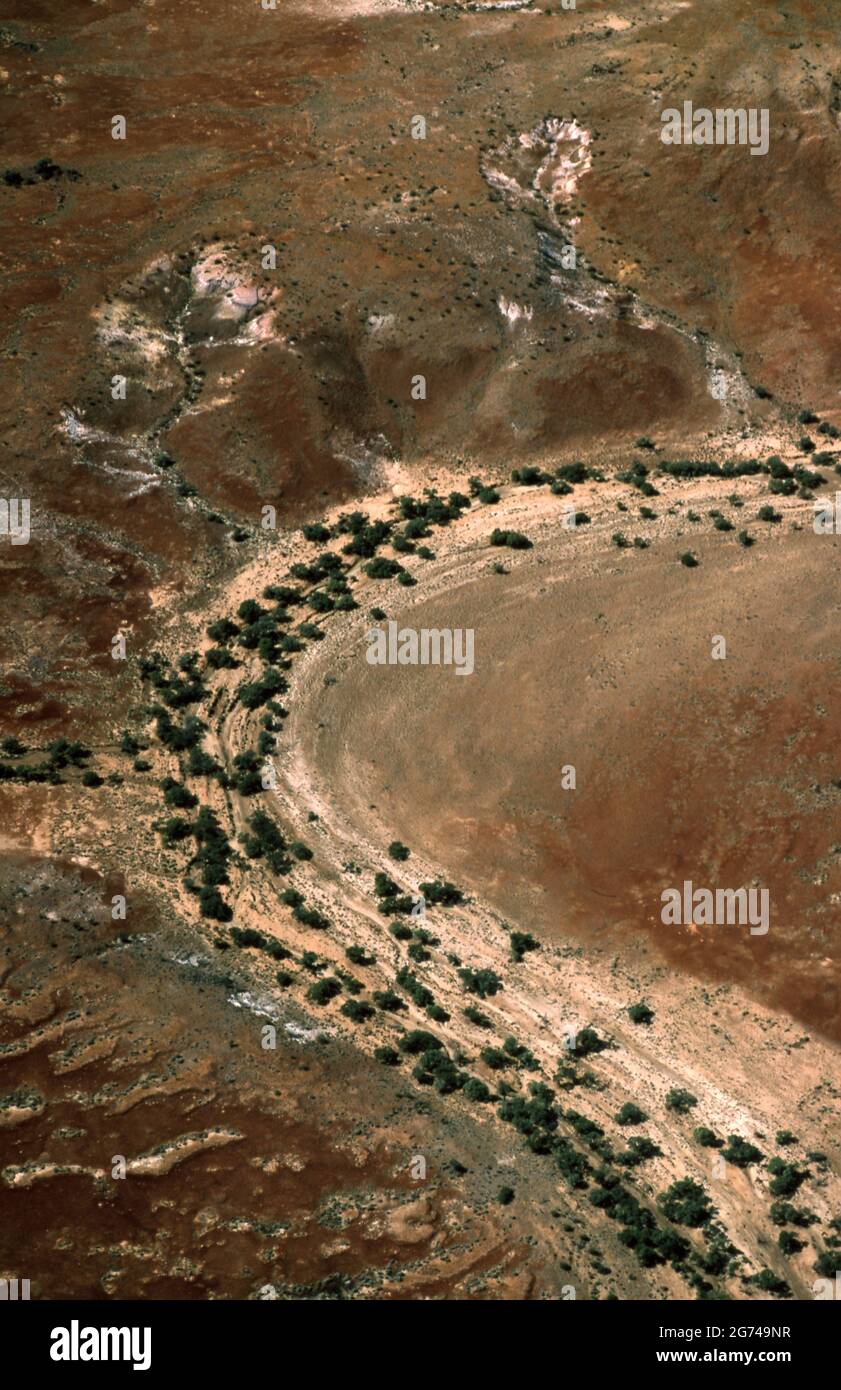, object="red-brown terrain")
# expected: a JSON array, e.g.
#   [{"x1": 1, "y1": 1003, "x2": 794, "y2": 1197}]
[{"x1": 1, "y1": 0, "x2": 840, "y2": 1304}]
